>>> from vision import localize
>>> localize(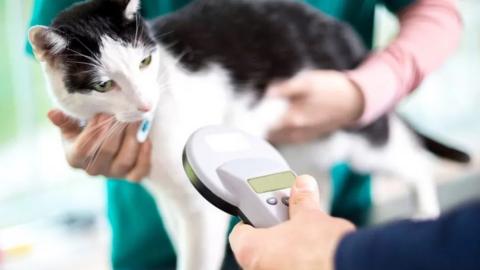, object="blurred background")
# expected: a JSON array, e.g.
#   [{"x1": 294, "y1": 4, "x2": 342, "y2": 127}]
[{"x1": 0, "y1": 0, "x2": 479, "y2": 269}]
